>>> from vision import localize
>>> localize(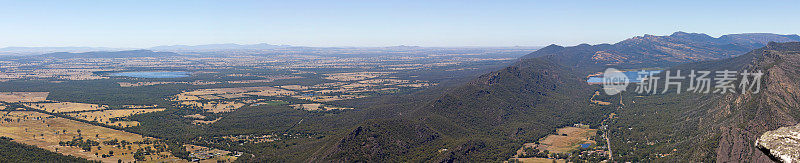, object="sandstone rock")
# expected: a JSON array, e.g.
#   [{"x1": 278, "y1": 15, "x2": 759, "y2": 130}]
[{"x1": 756, "y1": 124, "x2": 800, "y2": 163}]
